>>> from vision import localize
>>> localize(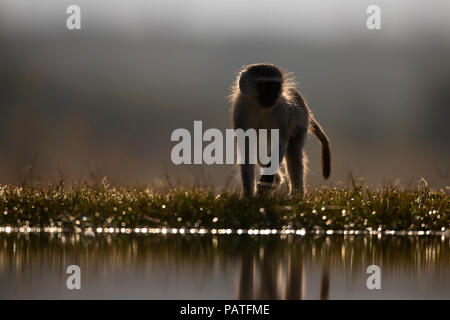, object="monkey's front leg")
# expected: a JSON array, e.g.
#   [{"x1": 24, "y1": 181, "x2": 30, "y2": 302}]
[
  {"x1": 240, "y1": 163, "x2": 255, "y2": 197},
  {"x1": 238, "y1": 135, "x2": 256, "y2": 197},
  {"x1": 257, "y1": 143, "x2": 285, "y2": 195}
]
